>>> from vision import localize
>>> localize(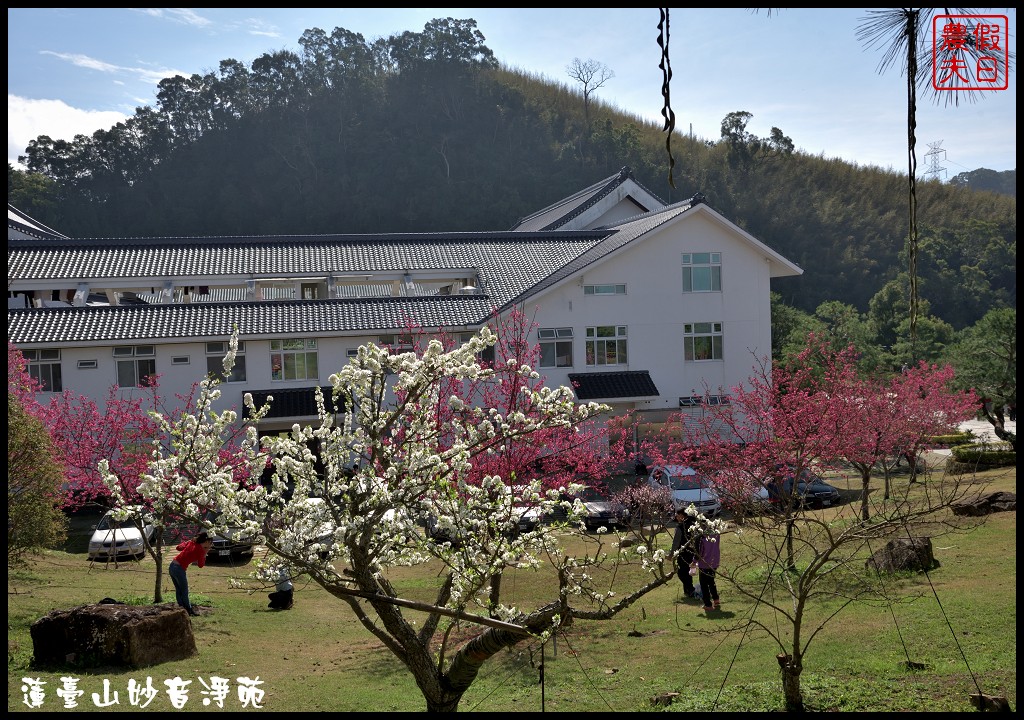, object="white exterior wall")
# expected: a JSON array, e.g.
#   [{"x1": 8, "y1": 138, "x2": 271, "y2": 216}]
[
  {"x1": 37, "y1": 335, "x2": 387, "y2": 423},
  {"x1": 522, "y1": 210, "x2": 773, "y2": 411}
]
